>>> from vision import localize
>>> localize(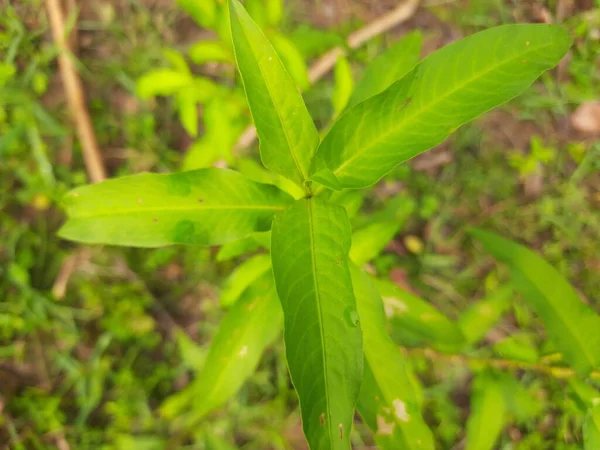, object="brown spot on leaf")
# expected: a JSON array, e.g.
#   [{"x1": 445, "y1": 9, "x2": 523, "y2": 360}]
[{"x1": 319, "y1": 413, "x2": 325, "y2": 425}]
